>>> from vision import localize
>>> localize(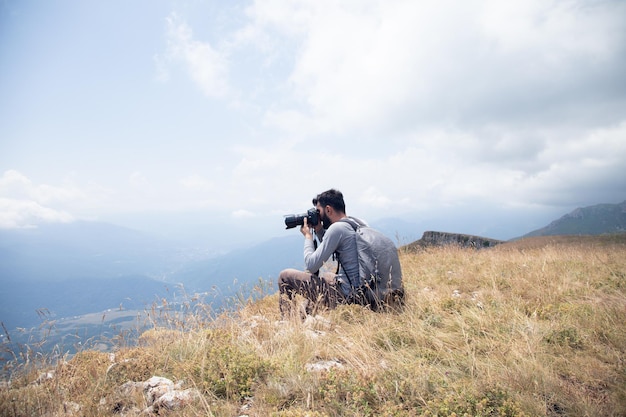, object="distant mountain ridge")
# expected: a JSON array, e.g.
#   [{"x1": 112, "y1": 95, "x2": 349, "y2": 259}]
[
  {"x1": 523, "y1": 200, "x2": 626, "y2": 237},
  {"x1": 0, "y1": 221, "x2": 179, "y2": 281},
  {"x1": 0, "y1": 222, "x2": 190, "y2": 329},
  {"x1": 0, "y1": 222, "x2": 304, "y2": 329}
]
